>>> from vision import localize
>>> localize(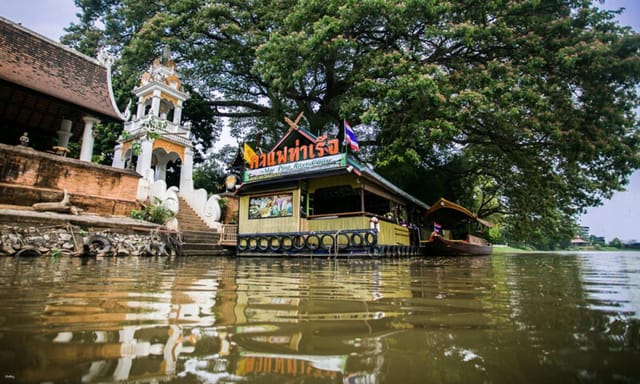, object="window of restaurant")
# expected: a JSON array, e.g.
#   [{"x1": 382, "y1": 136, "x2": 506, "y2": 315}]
[
  {"x1": 363, "y1": 190, "x2": 389, "y2": 217},
  {"x1": 312, "y1": 185, "x2": 361, "y2": 215}
]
